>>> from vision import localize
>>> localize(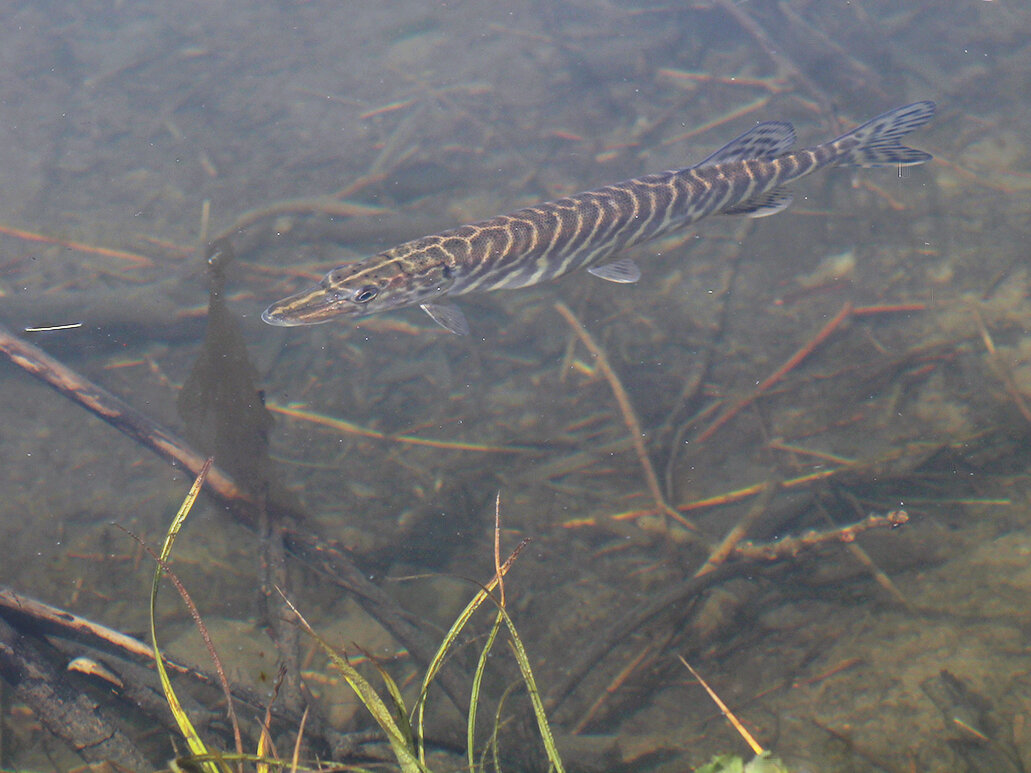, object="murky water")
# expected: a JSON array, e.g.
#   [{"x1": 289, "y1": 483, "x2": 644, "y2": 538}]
[{"x1": 0, "y1": 1, "x2": 1029, "y2": 770}]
